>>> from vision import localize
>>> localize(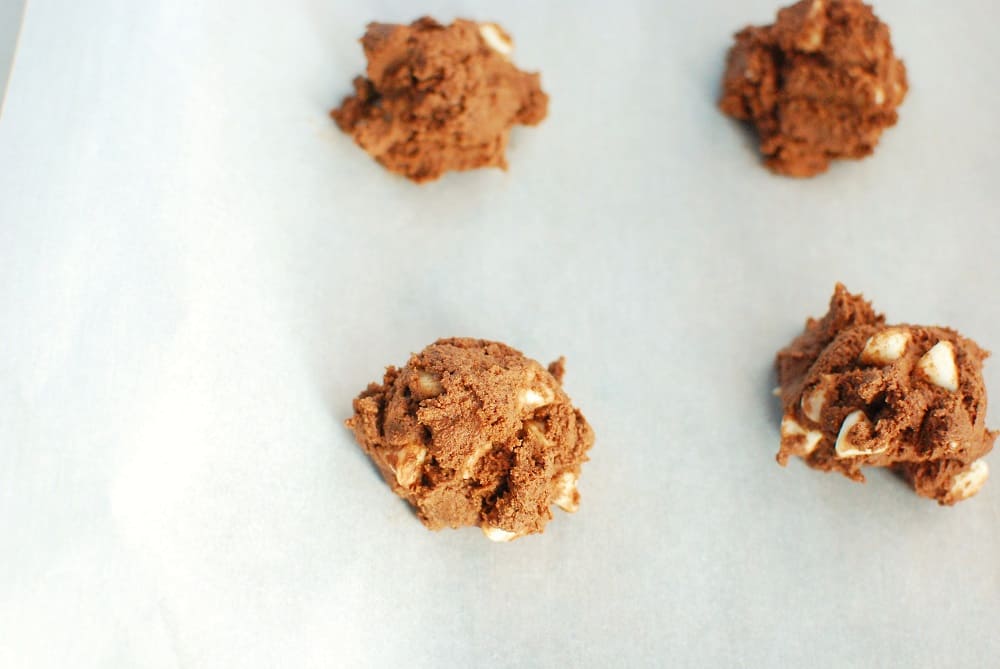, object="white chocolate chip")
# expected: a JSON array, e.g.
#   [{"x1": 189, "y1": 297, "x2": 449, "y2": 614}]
[
  {"x1": 519, "y1": 369, "x2": 555, "y2": 410},
  {"x1": 781, "y1": 415, "x2": 823, "y2": 455},
  {"x1": 918, "y1": 341, "x2": 959, "y2": 391},
  {"x1": 478, "y1": 23, "x2": 513, "y2": 57},
  {"x1": 392, "y1": 444, "x2": 426, "y2": 487},
  {"x1": 801, "y1": 375, "x2": 834, "y2": 423},
  {"x1": 859, "y1": 328, "x2": 911, "y2": 365},
  {"x1": 416, "y1": 371, "x2": 443, "y2": 398},
  {"x1": 834, "y1": 410, "x2": 886, "y2": 458},
  {"x1": 797, "y1": 0, "x2": 825, "y2": 51},
  {"x1": 524, "y1": 419, "x2": 550, "y2": 444},
  {"x1": 873, "y1": 87, "x2": 886, "y2": 105},
  {"x1": 949, "y1": 459, "x2": 989, "y2": 501},
  {"x1": 801, "y1": 388, "x2": 826, "y2": 423},
  {"x1": 553, "y1": 472, "x2": 579, "y2": 513},
  {"x1": 520, "y1": 388, "x2": 550, "y2": 410},
  {"x1": 460, "y1": 442, "x2": 493, "y2": 479},
  {"x1": 482, "y1": 526, "x2": 518, "y2": 542}
]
